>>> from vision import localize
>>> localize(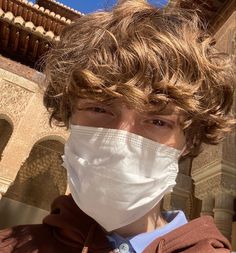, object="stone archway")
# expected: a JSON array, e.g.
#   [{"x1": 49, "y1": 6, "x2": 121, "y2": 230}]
[
  {"x1": 4, "y1": 139, "x2": 67, "y2": 211},
  {"x1": 0, "y1": 118, "x2": 13, "y2": 160}
]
